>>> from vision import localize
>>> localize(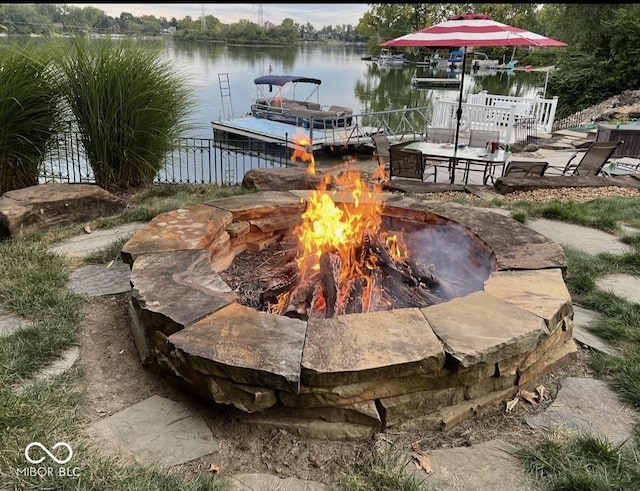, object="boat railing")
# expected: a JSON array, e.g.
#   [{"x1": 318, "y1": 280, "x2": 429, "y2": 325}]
[{"x1": 305, "y1": 106, "x2": 430, "y2": 147}]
